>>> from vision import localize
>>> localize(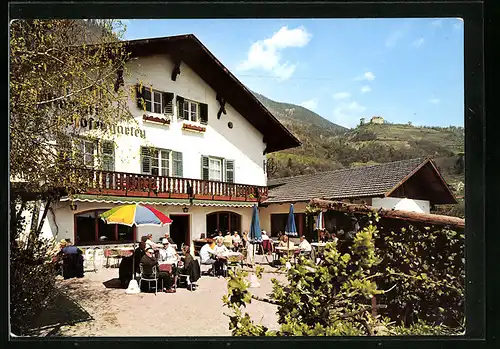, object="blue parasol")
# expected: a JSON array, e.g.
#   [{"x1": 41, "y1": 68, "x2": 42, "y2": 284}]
[
  {"x1": 249, "y1": 204, "x2": 262, "y2": 243},
  {"x1": 285, "y1": 204, "x2": 298, "y2": 237}
]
